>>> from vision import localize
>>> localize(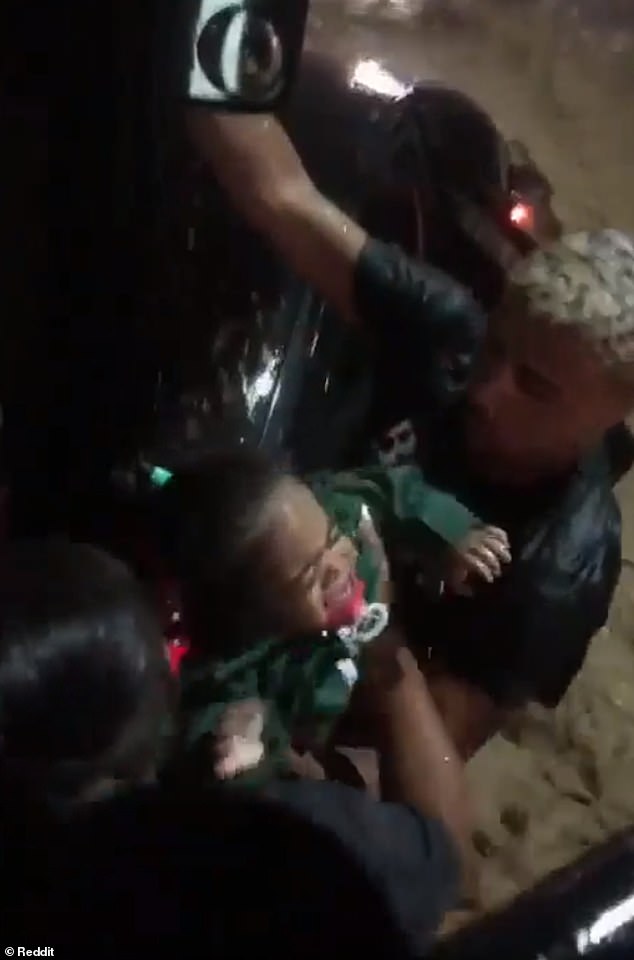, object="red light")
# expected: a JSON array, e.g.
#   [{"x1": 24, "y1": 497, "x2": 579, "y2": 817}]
[{"x1": 510, "y1": 202, "x2": 532, "y2": 227}]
